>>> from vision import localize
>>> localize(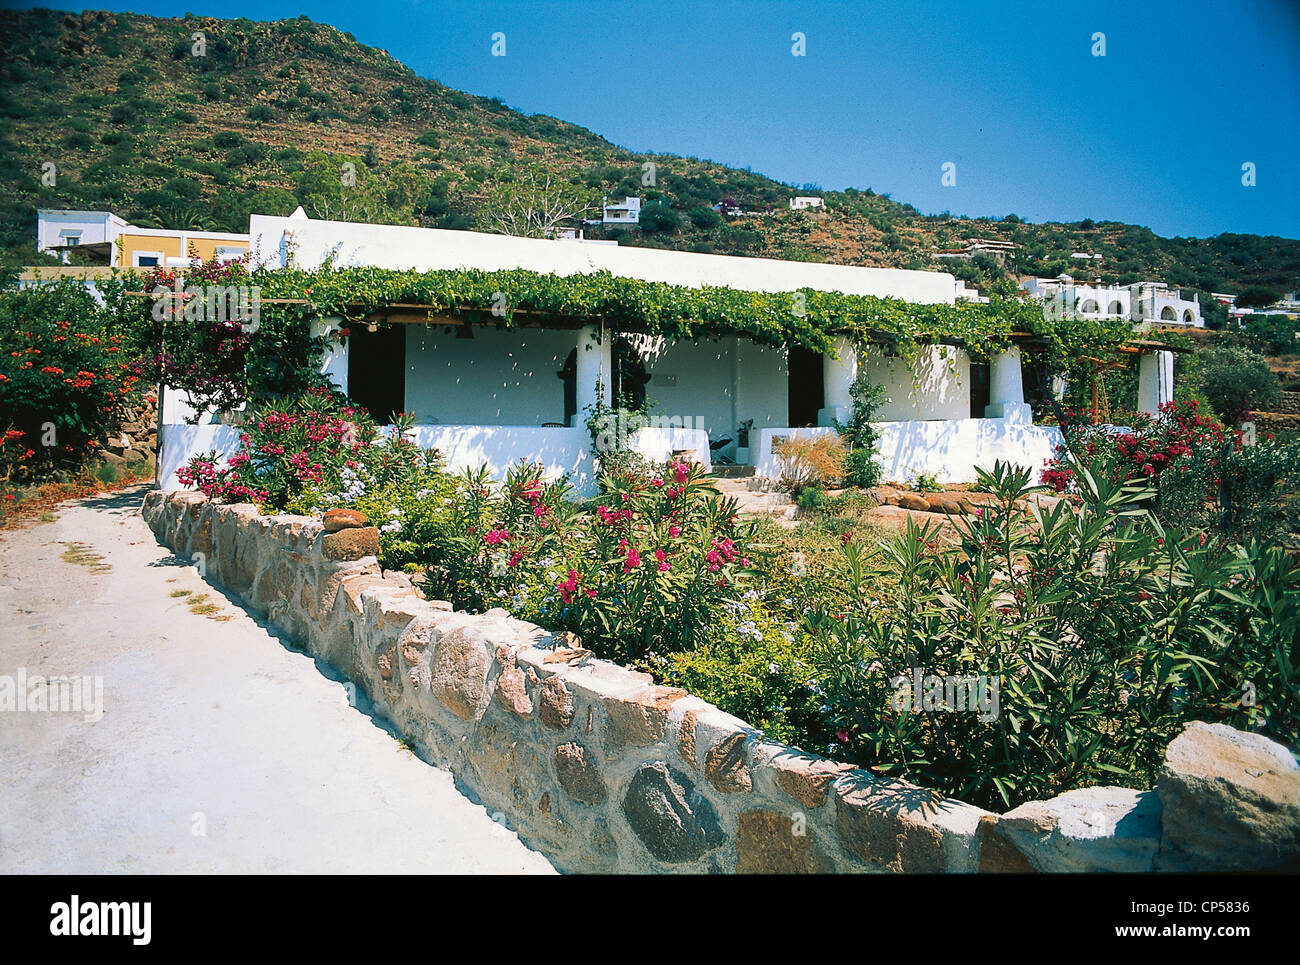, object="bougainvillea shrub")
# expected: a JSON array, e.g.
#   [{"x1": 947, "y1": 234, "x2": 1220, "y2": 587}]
[
  {"x1": 177, "y1": 388, "x2": 388, "y2": 508},
  {"x1": 0, "y1": 277, "x2": 144, "y2": 479}
]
